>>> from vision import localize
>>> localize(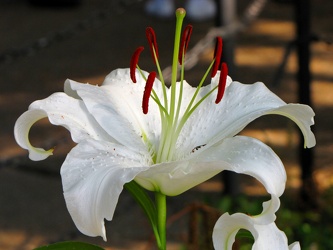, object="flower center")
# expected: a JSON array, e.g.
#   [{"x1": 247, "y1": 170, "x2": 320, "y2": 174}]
[{"x1": 130, "y1": 8, "x2": 228, "y2": 164}]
